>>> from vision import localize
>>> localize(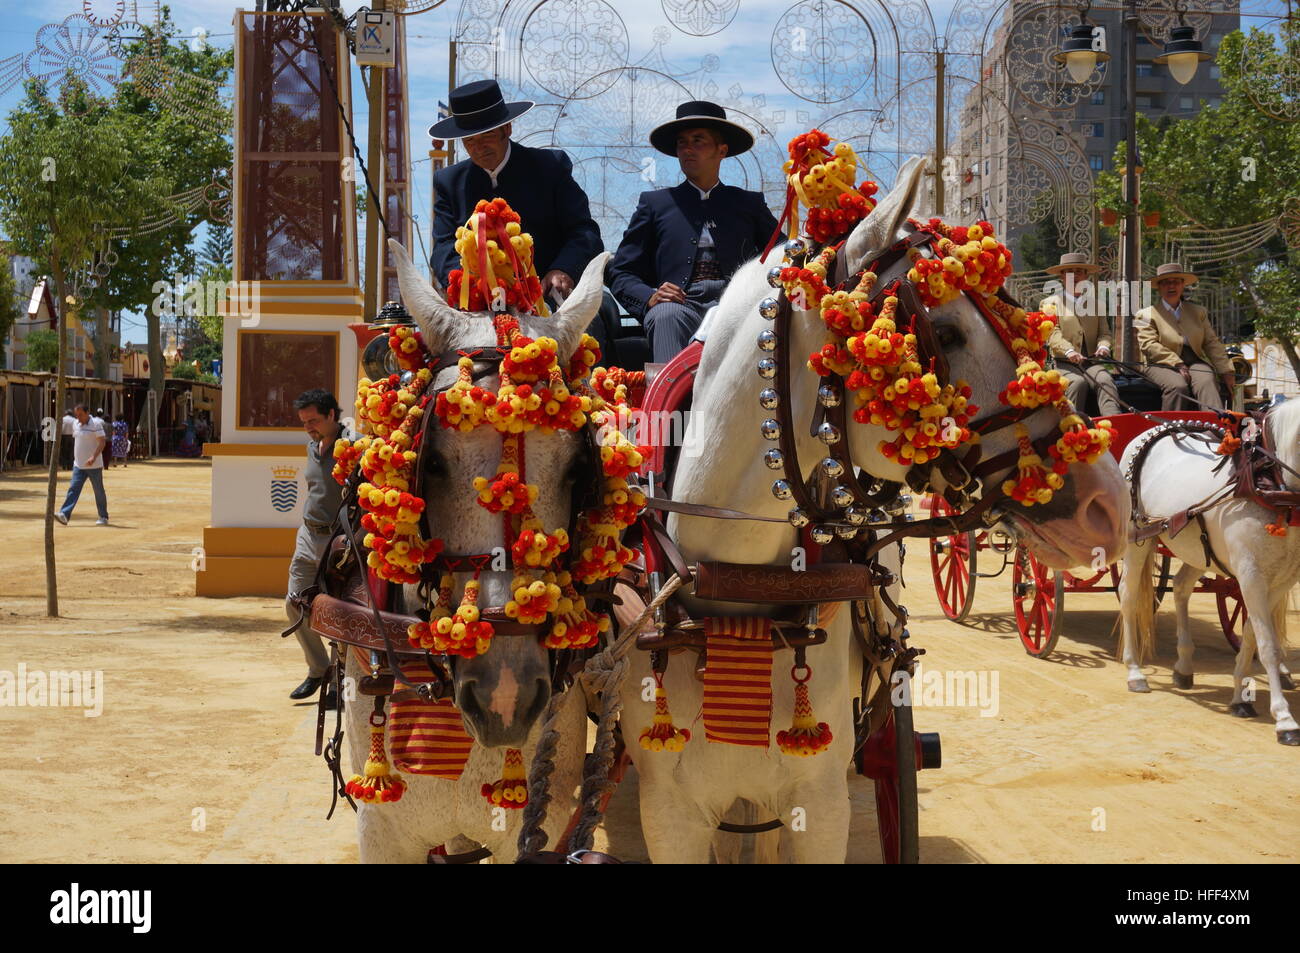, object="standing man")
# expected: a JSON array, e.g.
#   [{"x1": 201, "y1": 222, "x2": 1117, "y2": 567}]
[
  {"x1": 609, "y1": 101, "x2": 779, "y2": 362},
  {"x1": 1041, "y1": 252, "x2": 1122, "y2": 416},
  {"x1": 53, "y1": 404, "x2": 109, "y2": 525},
  {"x1": 429, "y1": 80, "x2": 620, "y2": 350},
  {"x1": 1135, "y1": 262, "x2": 1235, "y2": 411},
  {"x1": 285, "y1": 388, "x2": 346, "y2": 709}
]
